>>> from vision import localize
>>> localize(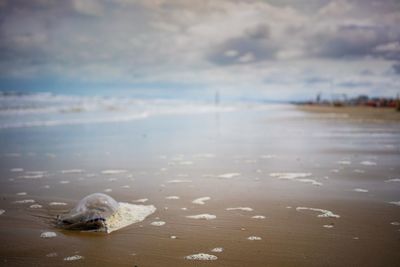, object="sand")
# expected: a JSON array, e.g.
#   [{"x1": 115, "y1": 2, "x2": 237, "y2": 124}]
[{"x1": 0, "y1": 104, "x2": 400, "y2": 266}]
